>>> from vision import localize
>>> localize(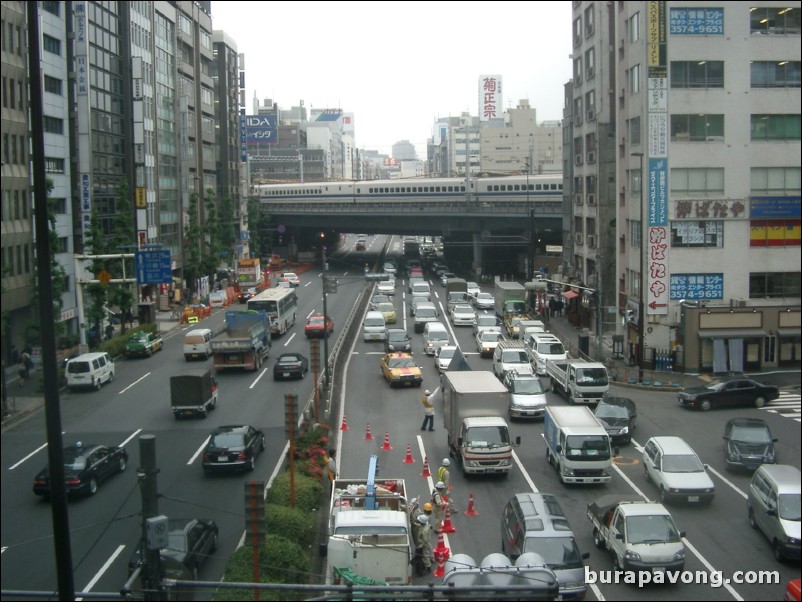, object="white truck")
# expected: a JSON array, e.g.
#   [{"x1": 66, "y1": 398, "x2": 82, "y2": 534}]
[
  {"x1": 325, "y1": 456, "x2": 412, "y2": 585},
  {"x1": 545, "y1": 359, "x2": 609, "y2": 405},
  {"x1": 441, "y1": 371, "x2": 520, "y2": 476},
  {"x1": 543, "y1": 406, "x2": 612, "y2": 484},
  {"x1": 587, "y1": 495, "x2": 686, "y2": 574}
]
